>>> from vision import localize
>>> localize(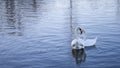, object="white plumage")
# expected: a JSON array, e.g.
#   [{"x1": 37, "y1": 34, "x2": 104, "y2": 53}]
[
  {"x1": 71, "y1": 39, "x2": 84, "y2": 49},
  {"x1": 71, "y1": 26, "x2": 97, "y2": 49}
]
